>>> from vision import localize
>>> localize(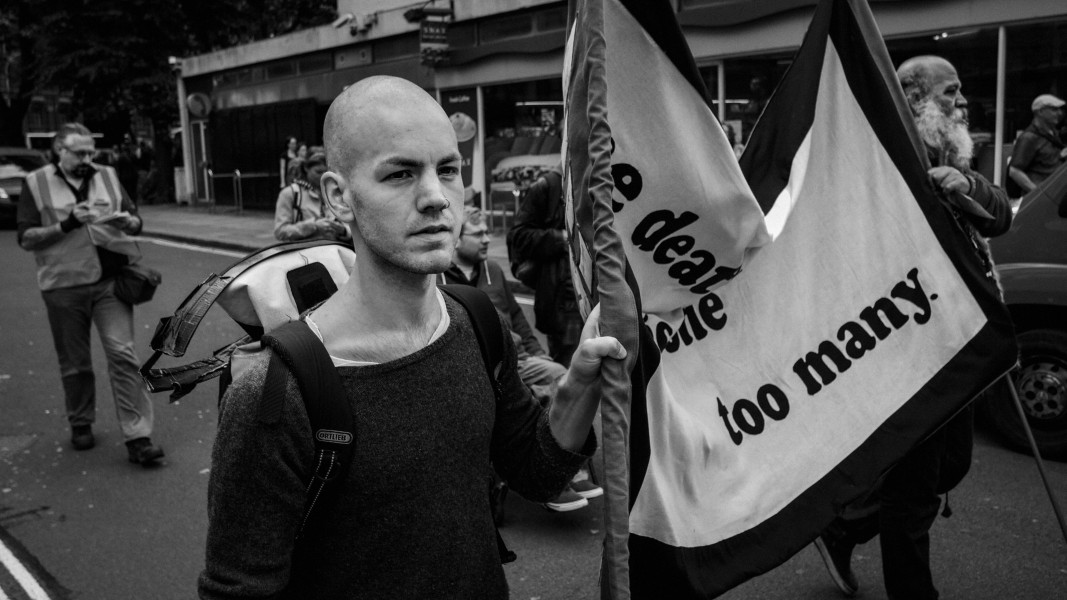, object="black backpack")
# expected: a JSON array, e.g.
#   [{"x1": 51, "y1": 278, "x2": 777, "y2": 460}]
[{"x1": 139, "y1": 240, "x2": 516, "y2": 562}]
